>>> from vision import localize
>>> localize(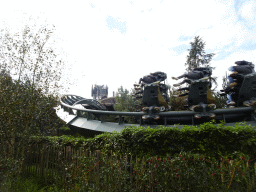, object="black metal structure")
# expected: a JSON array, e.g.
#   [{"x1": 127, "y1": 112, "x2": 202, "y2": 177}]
[
  {"x1": 58, "y1": 68, "x2": 256, "y2": 134},
  {"x1": 59, "y1": 94, "x2": 256, "y2": 134}
]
